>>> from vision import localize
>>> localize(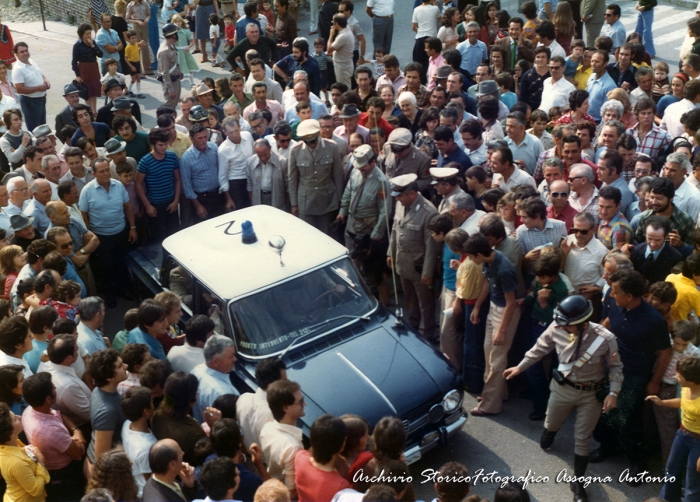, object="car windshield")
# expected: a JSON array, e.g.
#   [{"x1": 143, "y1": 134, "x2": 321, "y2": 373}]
[{"x1": 229, "y1": 258, "x2": 377, "y2": 357}]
